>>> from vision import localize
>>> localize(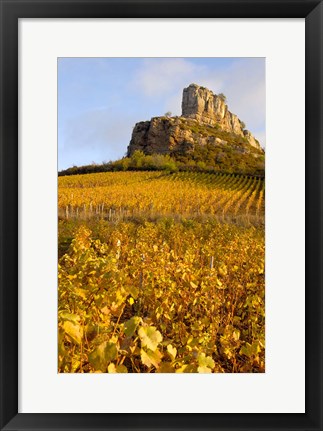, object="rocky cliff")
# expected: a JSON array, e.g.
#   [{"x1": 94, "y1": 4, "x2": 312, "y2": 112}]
[{"x1": 127, "y1": 83, "x2": 262, "y2": 157}]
